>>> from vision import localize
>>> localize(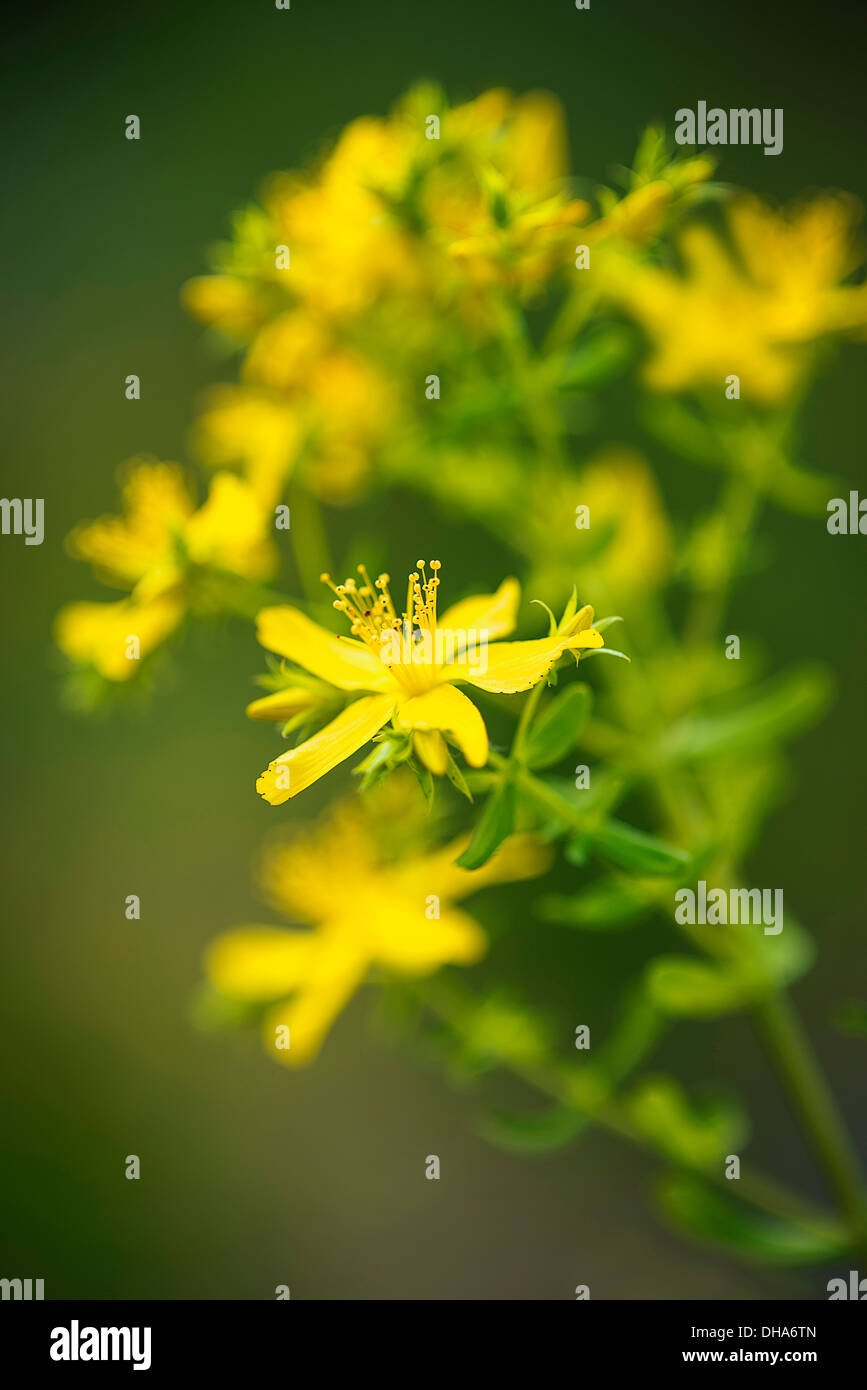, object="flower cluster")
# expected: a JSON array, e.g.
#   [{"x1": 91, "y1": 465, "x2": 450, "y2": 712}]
[{"x1": 56, "y1": 86, "x2": 867, "y2": 1270}]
